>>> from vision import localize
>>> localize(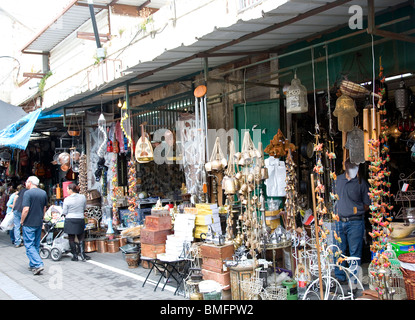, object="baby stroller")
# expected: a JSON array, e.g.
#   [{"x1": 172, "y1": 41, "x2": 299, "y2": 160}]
[{"x1": 40, "y1": 206, "x2": 70, "y2": 261}]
